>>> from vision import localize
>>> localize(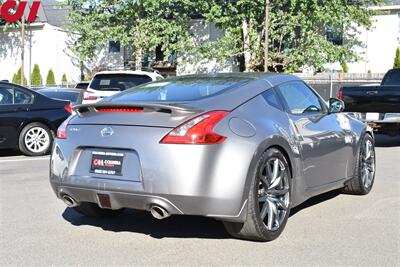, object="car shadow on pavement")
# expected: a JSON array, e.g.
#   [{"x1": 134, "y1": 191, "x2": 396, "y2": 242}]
[
  {"x1": 374, "y1": 134, "x2": 400, "y2": 147},
  {"x1": 62, "y1": 190, "x2": 343, "y2": 239},
  {"x1": 62, "y1": 208, "x2": 231, "y2": 239},
  {"x1": 289, "y1": 190, "x2": 340, "y2": 217}
]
